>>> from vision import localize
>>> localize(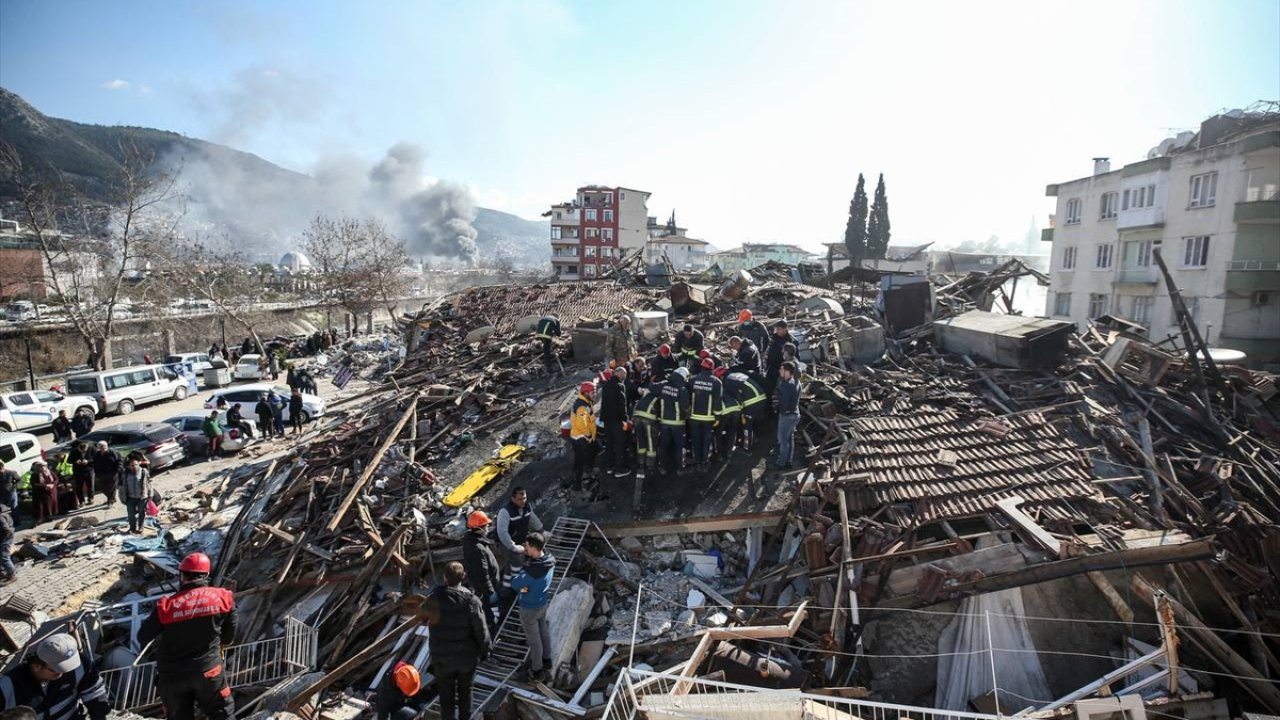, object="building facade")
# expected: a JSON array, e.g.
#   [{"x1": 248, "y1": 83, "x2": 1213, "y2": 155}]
[
  {"x1": 645, "y1": 235, "x2": 709, "y2": 271},
  {"x1": 547, "y1": 186, "x2": 651, "y2": 280},
  {"x1": 712, "y1": 243, "x2": 814, "y2": 273},
  {"x1": 1043, "y1": 107, "x2": 1280, "y2": 364}
]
